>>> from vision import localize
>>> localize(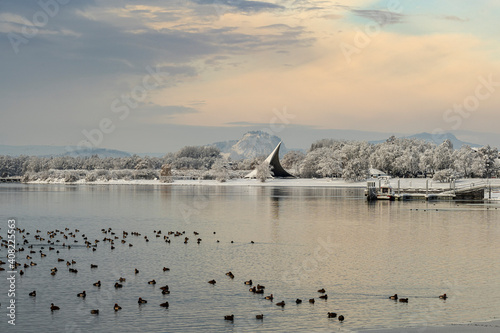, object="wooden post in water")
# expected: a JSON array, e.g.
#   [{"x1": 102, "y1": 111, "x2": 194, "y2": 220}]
[{"x1": 426, "y1": 179, "x2": 429, "y2": 198}]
